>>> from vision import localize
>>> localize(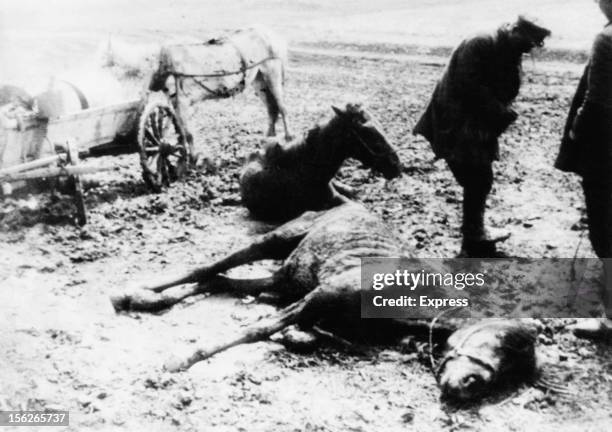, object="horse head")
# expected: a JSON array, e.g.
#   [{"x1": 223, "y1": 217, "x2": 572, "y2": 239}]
[{"x1": 332, "y1": 103, "x2": 402, "y2": 179}]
